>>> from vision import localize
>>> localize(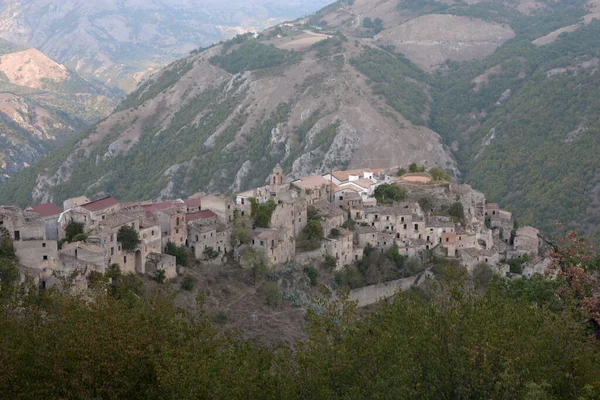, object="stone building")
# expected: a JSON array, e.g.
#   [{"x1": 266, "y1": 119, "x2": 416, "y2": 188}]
[
  {"x1": 28, "y1": 203, "x2": 62, "y2": 240},
  {"x1": 63, "y1": 196, "x2": 91, "y2": 211},
  {"x1": 201, "y1": 194, "x2": 234, "y2": 224},
  {"x1": 141, "y1": 202, "x2": 187, "y2": 251},
  {"x1": 424, "y1": 216, "x2": 455, "y2": 248},
  {"x1": 323, "y1": 228, "x2": 354, "y2": 269},
  {"x1": 513, "y1": 226, "x2": 540, "y2": 256},
  {"x1": 333, "y1": 188, "x2": 363, "y2": 209},
  {"x1": 250, "y1": 228, "x2": 295, "y2": 265},
  {"x1": 354, "y1": 225, "x2": 378, "y2": 248},
  {"x1": 460, "y1": 248, "x2": 501, "y2": 271},
  {"x1": 291, "y1": 175, "x2": 333, "y2": 204},
  {"x1": 187, "y1": 221, "x2": 231, "y2": 262},
  {"x1": 65, "y1": 196, "x2": 121, "y2": 232},
  {"x1": 1, "y1": 206, "x2": 59, "y2": 271},
  {"x1": 271, "y1": 199, "x2": 307, "y2": 236},
  {"x1": 311, "y1": 200, "x2": 346, "y2": 237},
  {"x1": 270, "y1": 164, "x2": 286, "y2": 186}
]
